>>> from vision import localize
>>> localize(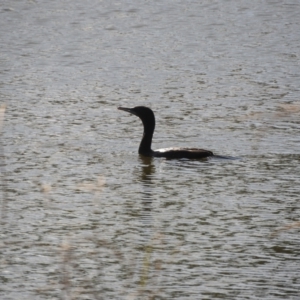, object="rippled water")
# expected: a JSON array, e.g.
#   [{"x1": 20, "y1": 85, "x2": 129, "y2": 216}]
[{"x1": 1, "y1": 0, "x2": 300, "y2": 299}]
